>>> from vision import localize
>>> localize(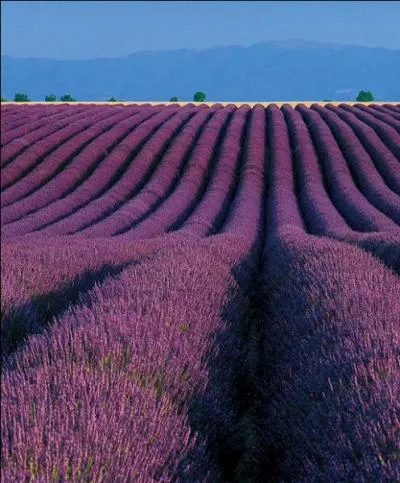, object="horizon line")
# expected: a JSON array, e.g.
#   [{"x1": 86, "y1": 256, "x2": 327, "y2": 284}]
[{"x1": 2, "y1": 101, "x2": 399, "y2": 107}]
